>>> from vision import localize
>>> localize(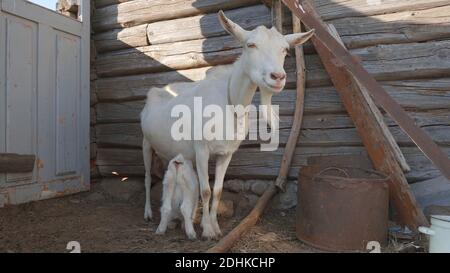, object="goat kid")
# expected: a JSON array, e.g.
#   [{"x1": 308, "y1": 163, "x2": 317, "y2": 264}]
[{"x1": 155, "y1": 154, "x2": 199, "y2": 240}]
